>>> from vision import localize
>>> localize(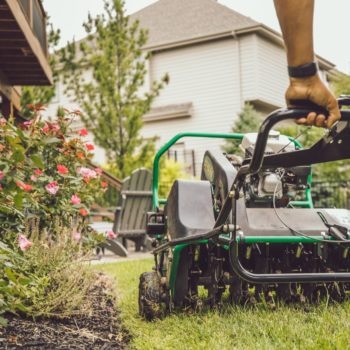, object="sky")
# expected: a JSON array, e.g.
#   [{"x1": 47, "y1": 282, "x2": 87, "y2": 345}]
[{"x1": 45, "y1": 0, "x2": 350, "y2": 73}]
